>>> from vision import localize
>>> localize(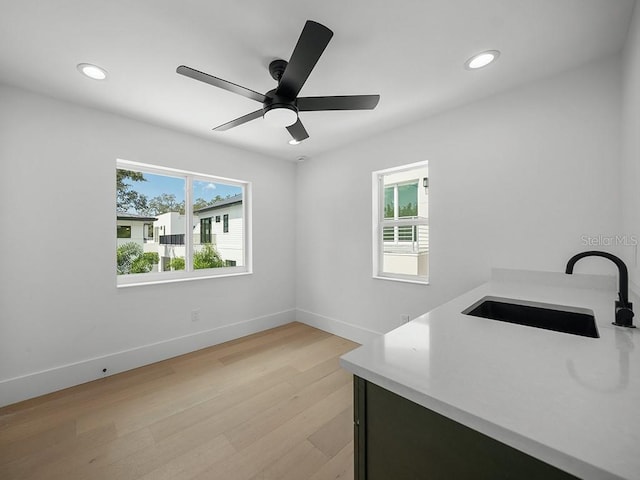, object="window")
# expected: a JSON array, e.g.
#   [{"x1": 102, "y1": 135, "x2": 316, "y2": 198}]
[
  {"x1": 116, "y1": 159, "x2": 251, "y2": 287},
  {"x1": 215, "y1": 215, "x2": 220, "y2": 223},
  {"x1": 117, "y1": 225, "x2": 131, "y2": 238},
  {"x1": 373, "y1": 161, "x2": 429, "y2": 283},
  {"x1": 223, "y1": 214, "x2": 229, "y2": 233},
  {"x1": 143, "y1": 223, "x2": 153, "y2": 241},
  {"x1": 200, "y1": 217, "x2": 212, "y2": 244}
]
